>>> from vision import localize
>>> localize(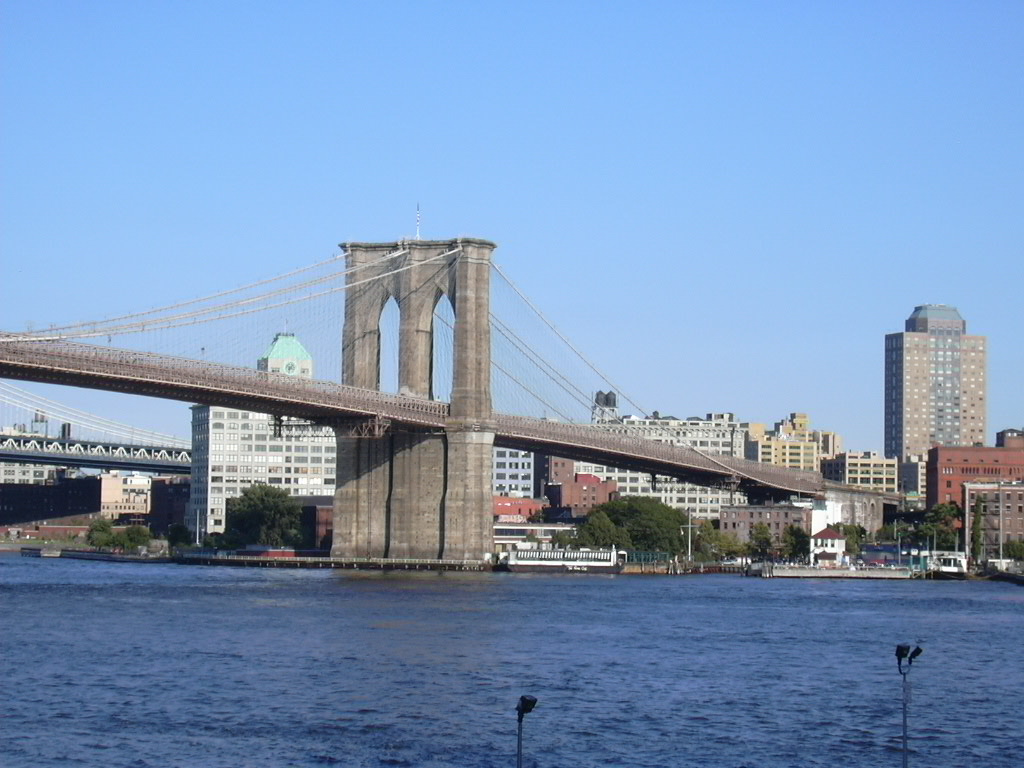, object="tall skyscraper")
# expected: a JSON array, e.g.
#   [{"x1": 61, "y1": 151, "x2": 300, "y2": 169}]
[{"x1": 884, "y1": 304, "x2": 986, "y2": 459}]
